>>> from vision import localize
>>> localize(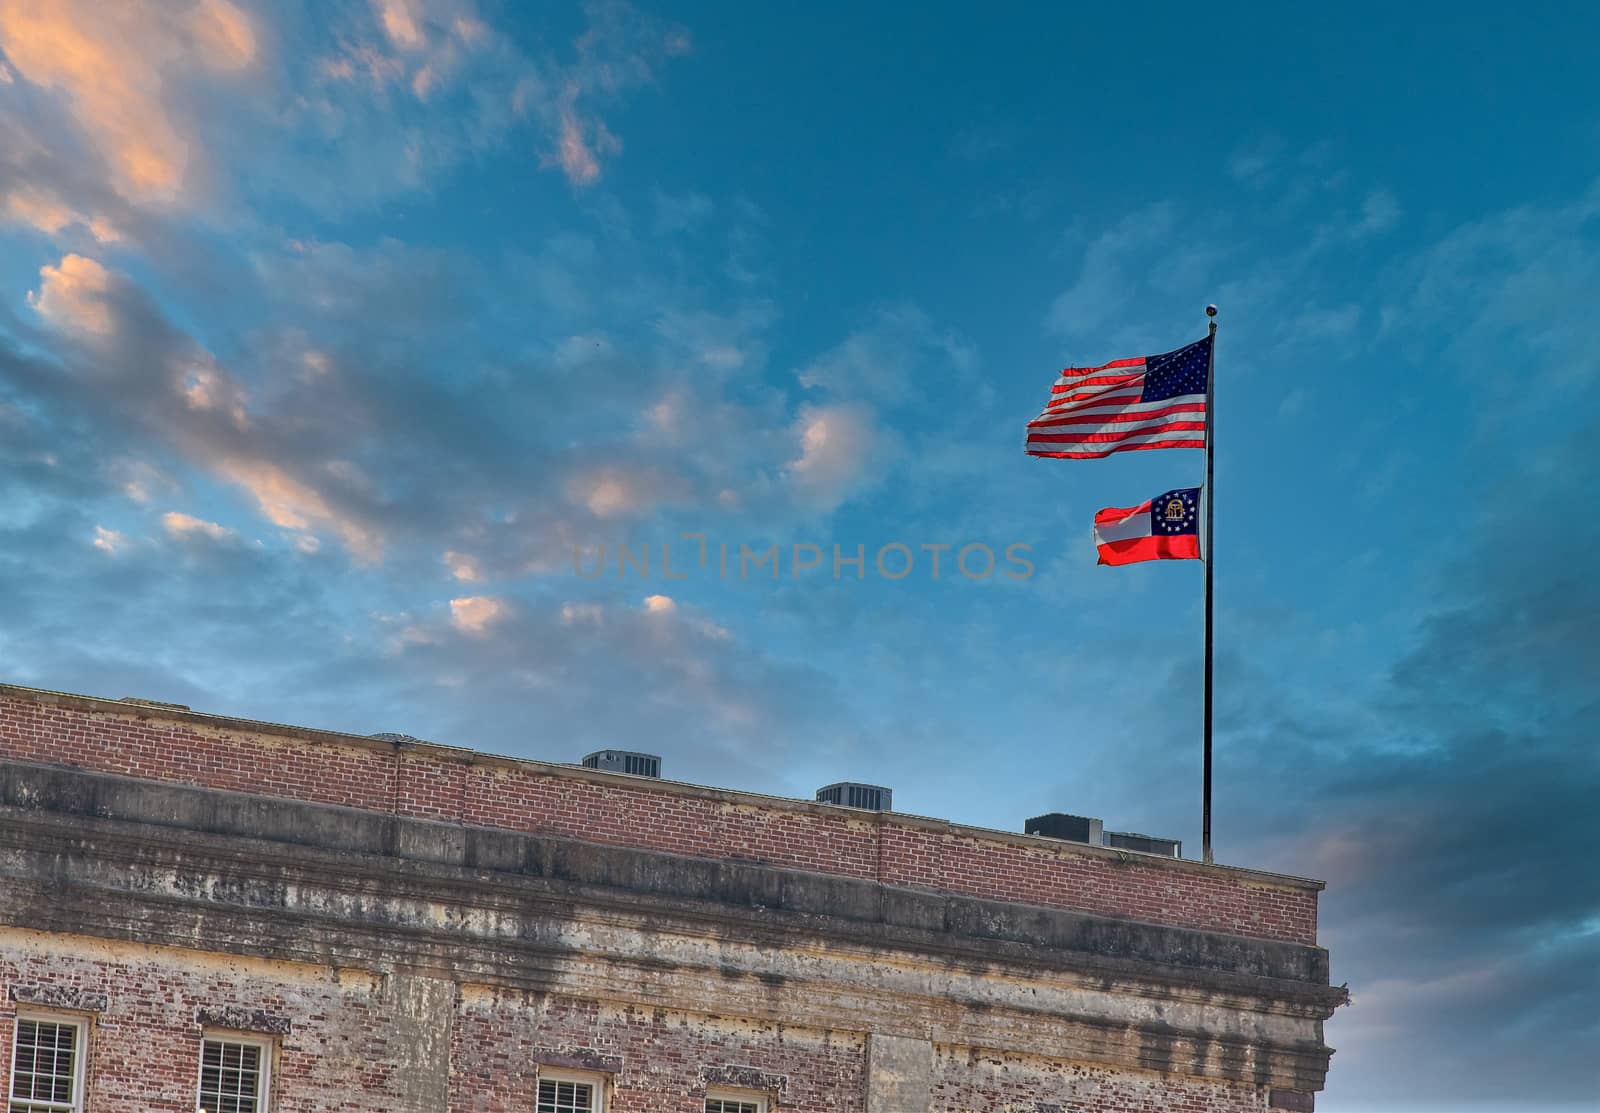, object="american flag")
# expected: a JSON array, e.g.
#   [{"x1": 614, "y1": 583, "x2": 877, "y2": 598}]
[{"x1": 1025, "y1": 334, "x2": 1211, "y2": 458}]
